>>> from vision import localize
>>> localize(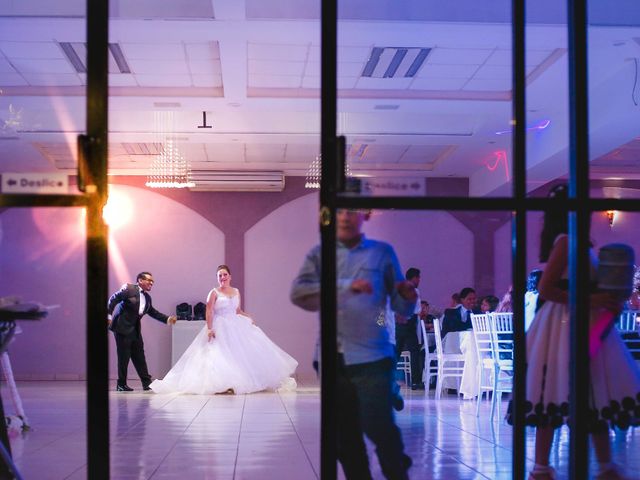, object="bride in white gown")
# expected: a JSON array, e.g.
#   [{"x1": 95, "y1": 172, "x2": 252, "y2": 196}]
[{"x1": 150, "y1": 265, "x2": 297, "y2": 394}]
